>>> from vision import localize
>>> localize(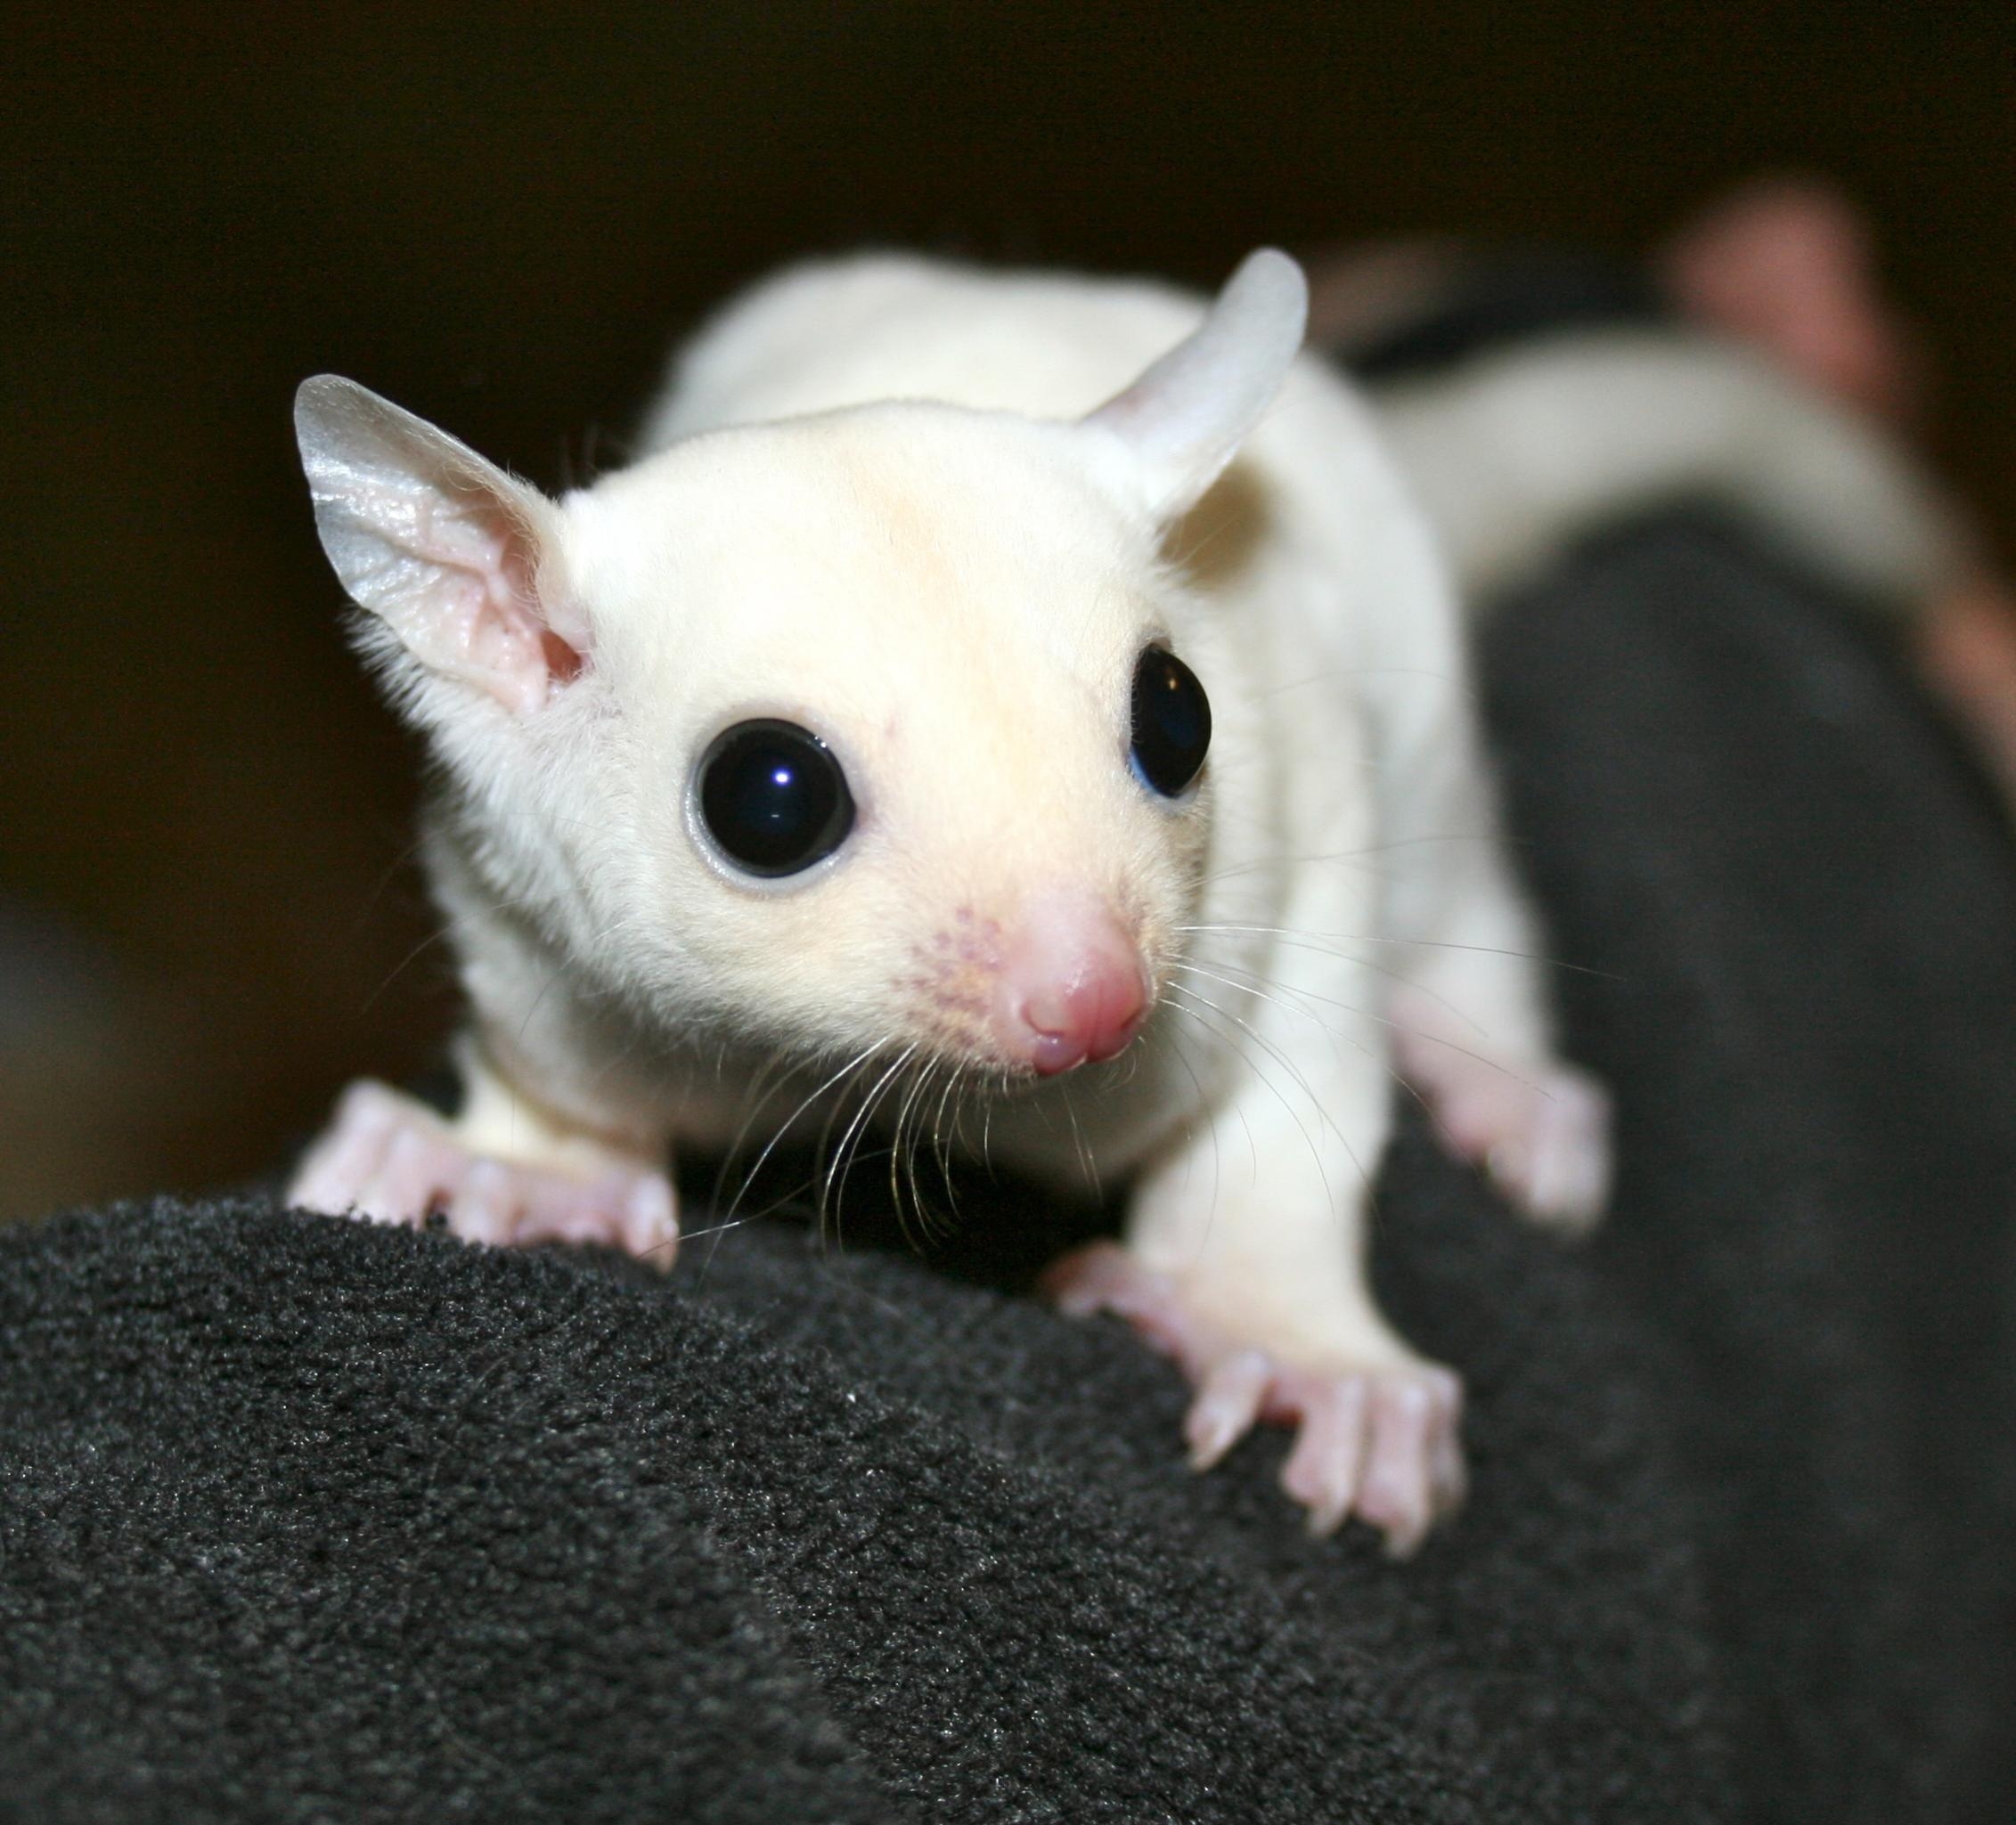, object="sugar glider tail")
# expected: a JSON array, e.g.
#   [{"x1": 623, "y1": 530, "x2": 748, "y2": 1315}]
[{"x1": 1364, "y1": 325, "x2": 1964, "y2": 616}]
